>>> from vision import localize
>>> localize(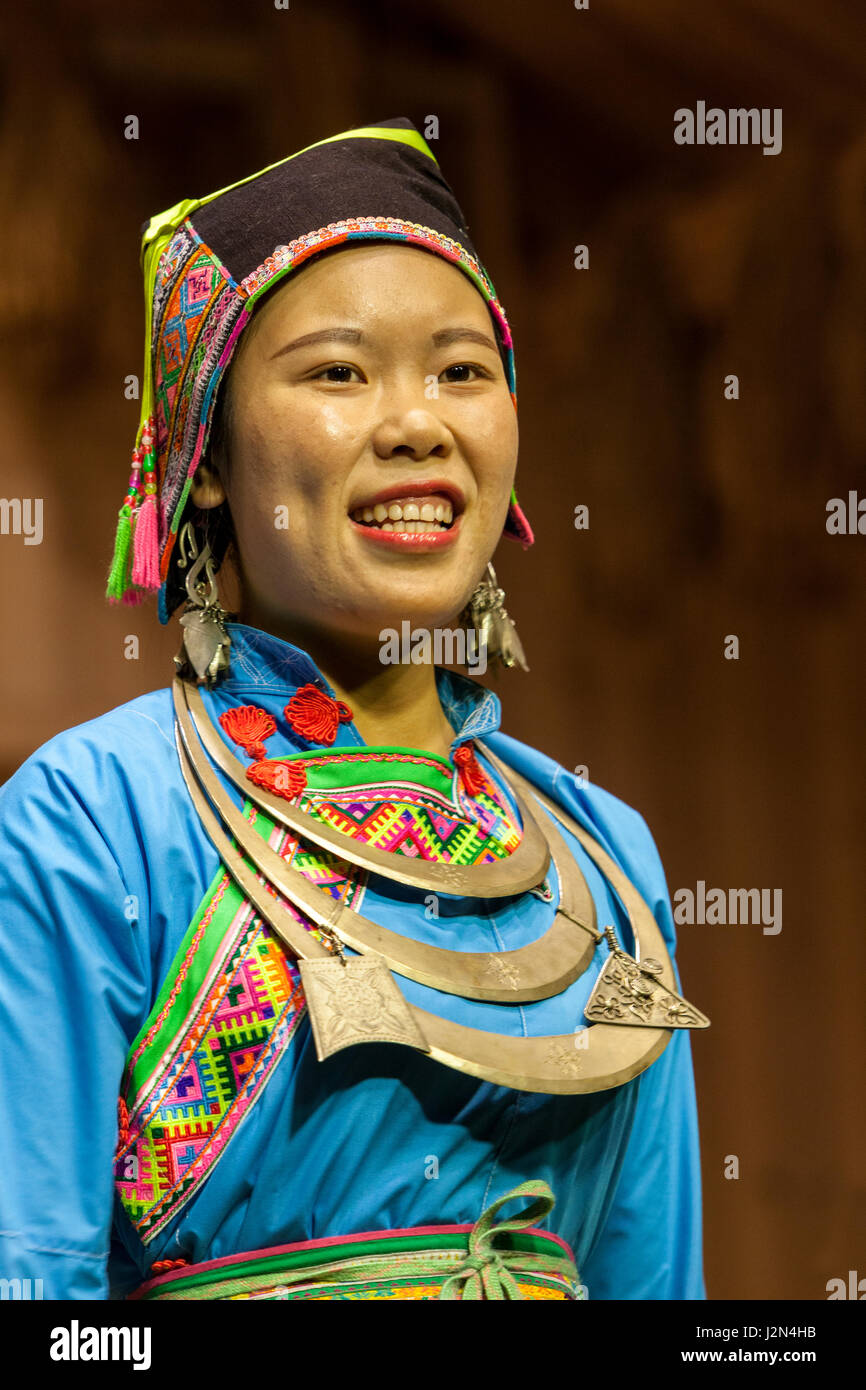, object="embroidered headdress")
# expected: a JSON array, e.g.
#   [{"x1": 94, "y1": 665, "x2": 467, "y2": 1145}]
[{"x1": 105, "y1": 117, "x2": 534, "y2": 624}]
